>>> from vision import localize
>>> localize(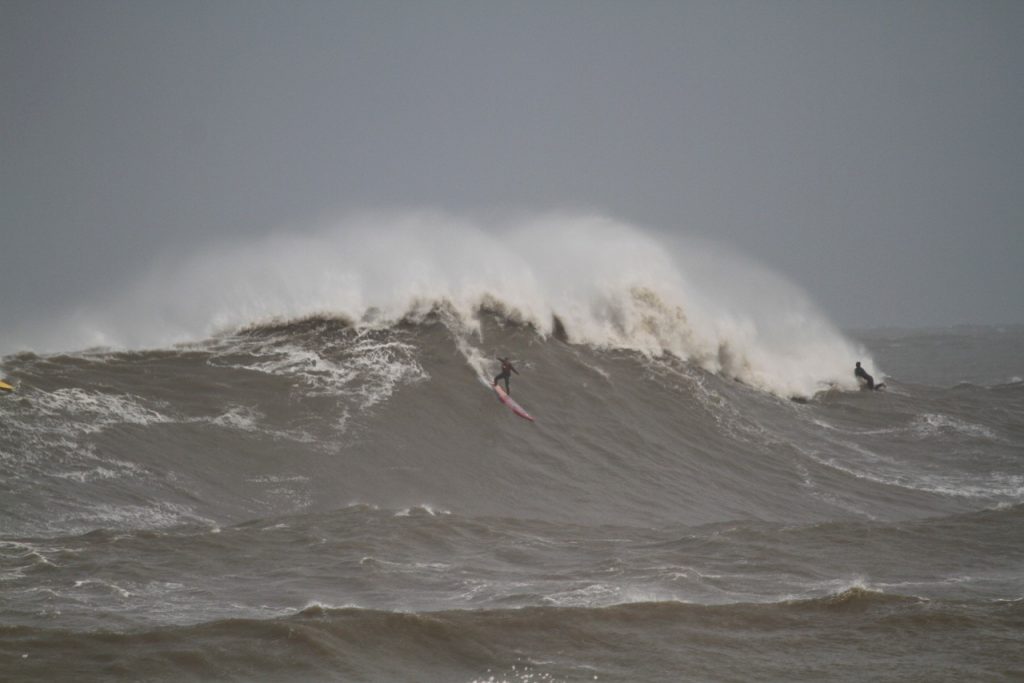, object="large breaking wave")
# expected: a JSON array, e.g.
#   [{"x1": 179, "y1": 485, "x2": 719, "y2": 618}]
[{"x1": 2, "y1": 211, "x2": 867, "y2": 397}]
